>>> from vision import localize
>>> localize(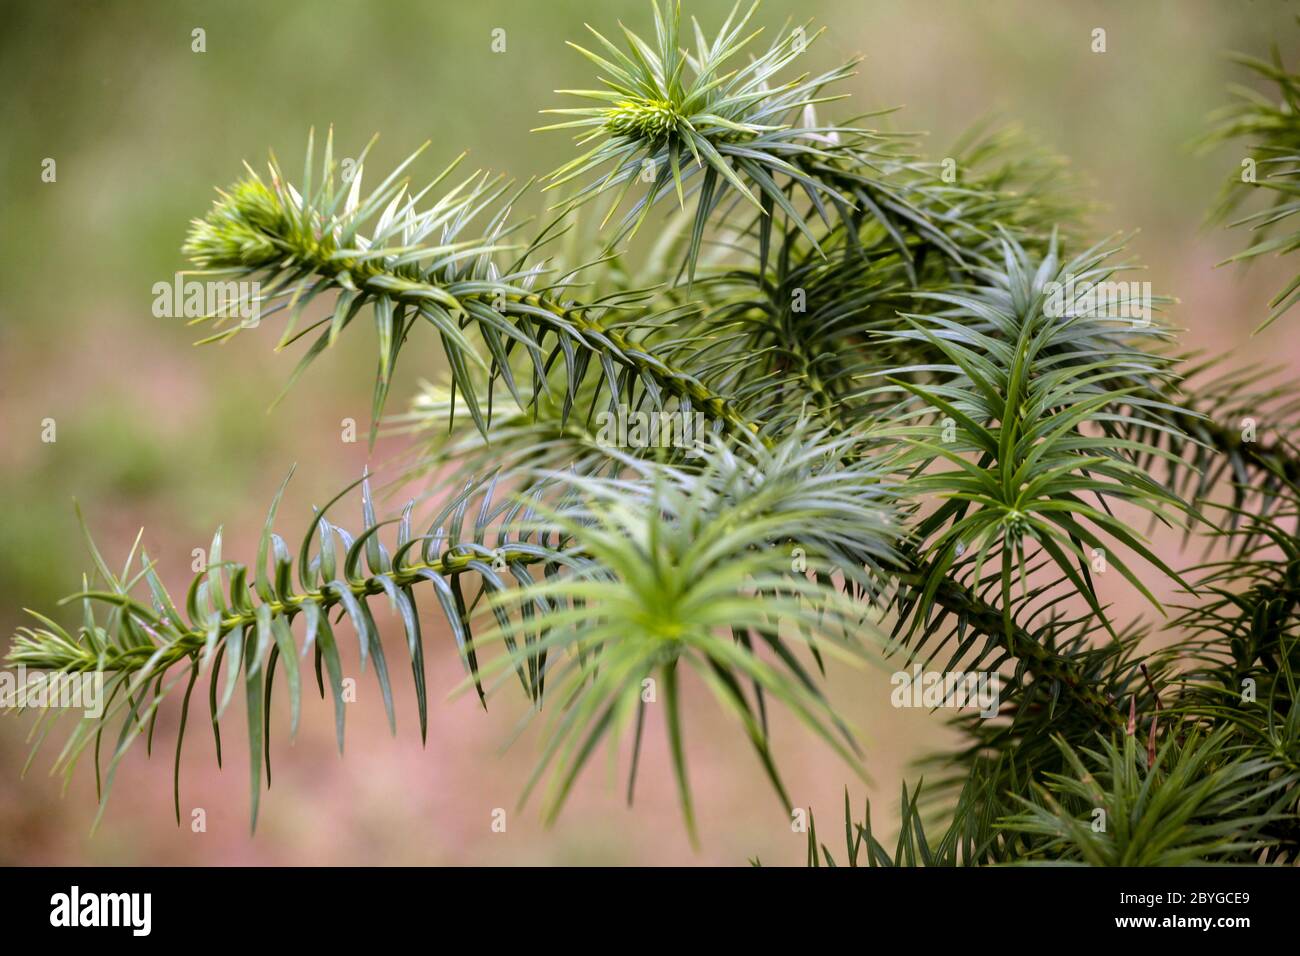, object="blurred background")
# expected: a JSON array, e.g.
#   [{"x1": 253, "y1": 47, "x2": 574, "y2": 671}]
[{"x1": 0, "y1": 0, "x2": 1296, "y2": 865}]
